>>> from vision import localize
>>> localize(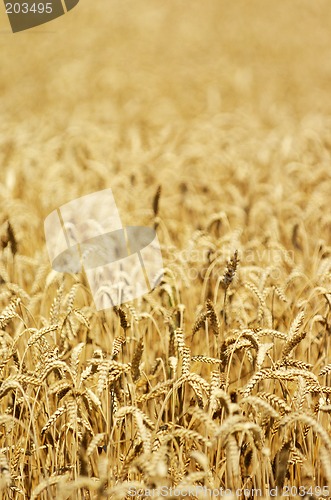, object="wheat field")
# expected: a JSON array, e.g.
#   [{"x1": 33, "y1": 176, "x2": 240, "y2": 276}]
[{"x1": 1, "y1": 1, "x2": 331, "y2": 498}]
